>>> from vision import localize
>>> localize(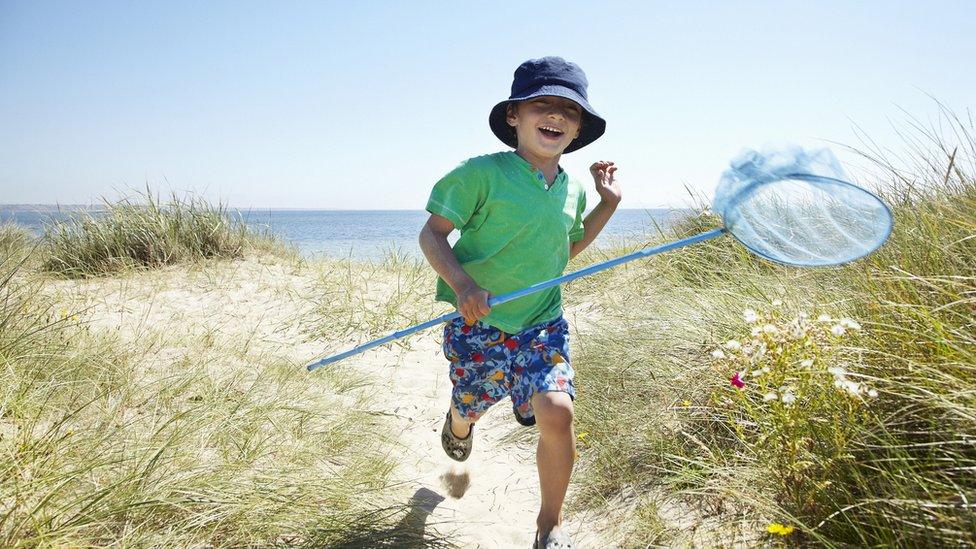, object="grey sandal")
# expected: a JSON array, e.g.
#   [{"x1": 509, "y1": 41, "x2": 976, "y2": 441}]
[
  {"x1": 534, "y1": 526, "x2": 575, "y2": 549},
  {"x1": 441, "y1": 411, "x2": 473, "y2": 462}
]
